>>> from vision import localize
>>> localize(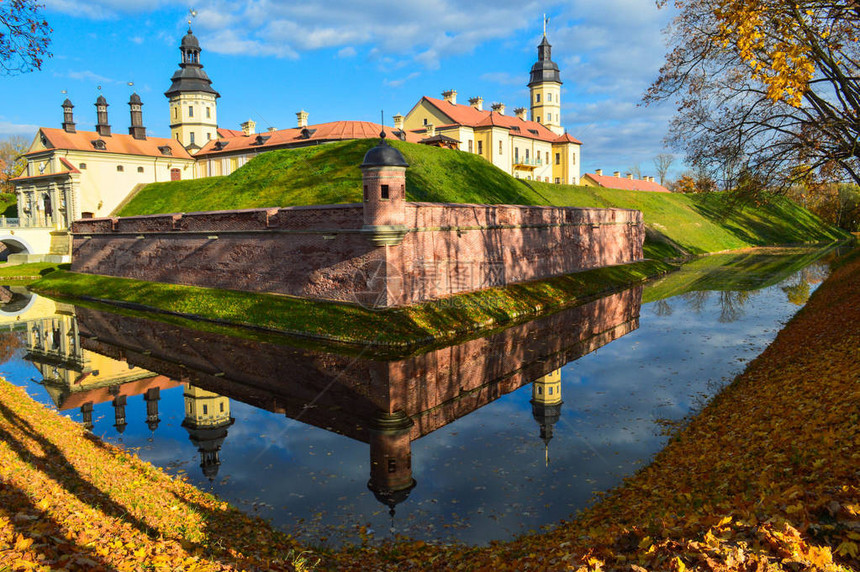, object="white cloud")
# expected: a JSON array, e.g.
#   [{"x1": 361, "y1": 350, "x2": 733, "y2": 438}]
[
  {"x1": 383, "y1": 72, "x2": 420, "y2": 89},
  {"x1": 44, "y1": 0, "x2": 168, "y2": 19},
  {"x1": 0, "y1": 121, "x2": 39, "y2": 137},
  {"x1": 57, "y1": 70, "x2": 119, "y2": 84},
  {"x1": 337, "y1": 46, "x2": 357, "y2": 58}
]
